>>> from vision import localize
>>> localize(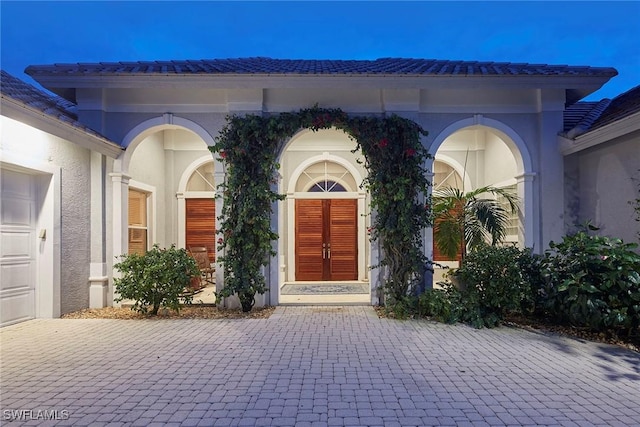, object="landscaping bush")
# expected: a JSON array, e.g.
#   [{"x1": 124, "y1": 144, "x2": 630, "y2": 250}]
[
  {"x1": 455, "y1": 244, "x2": 532, "y2": 328},
  {"x1": 515, "y1": 247, "x2": 546, "y2": 315},
  {"x1": 114, "y1": 244, "x2": 200, "y2": 315},
  {"x1": 540, "y1": 229, "x2": 640, "y2": 336},
  {"x1": 383, "y1": 296, "x2": 418, "y2": 320},
  {"x1": 417, "y1": 286, "x2": 460, "y2": 324}
]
